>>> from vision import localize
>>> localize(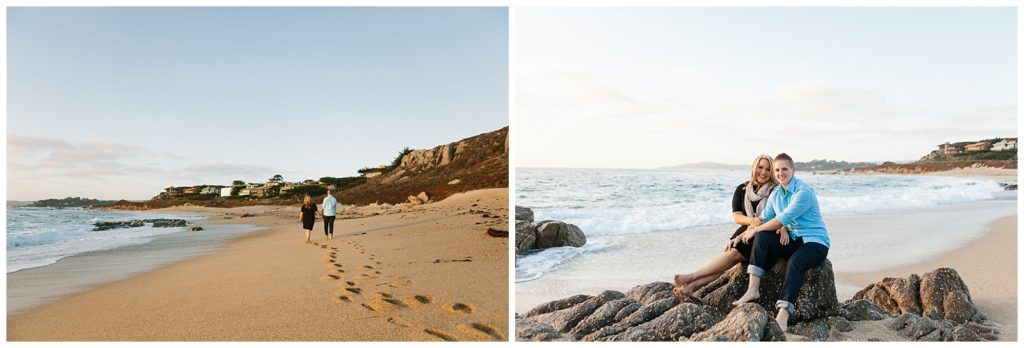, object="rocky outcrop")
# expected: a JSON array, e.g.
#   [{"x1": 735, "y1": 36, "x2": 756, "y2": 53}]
[
  {"x1": 514, "y1": 206, "x2": 587, "y2": 254},
  {"x1": 515, "y1": 260, "x2": 983, "y2": 342},
  {"x1": 687, "y1": 303, "x2": 786, "y2": 341},
  {"x1": 848, "y1": 267, "x2": 999, "y2": 341},
  {"x1": 93, "y1": 218, "x2": 189, "y2": 231},
  {"x1": 694, "y1": 260, "x2": 840, "y2": 323}
]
